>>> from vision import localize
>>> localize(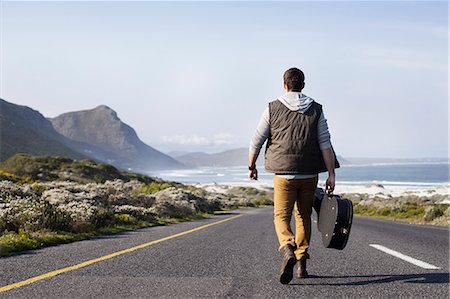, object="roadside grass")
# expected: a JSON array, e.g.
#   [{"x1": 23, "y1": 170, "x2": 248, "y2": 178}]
[
  {"x1": 0, "y1": 212, "x2": 213, "y2": 257},
  {"x1": 353, "y1": 203, "x2": 450, "y2": 225}
]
